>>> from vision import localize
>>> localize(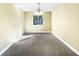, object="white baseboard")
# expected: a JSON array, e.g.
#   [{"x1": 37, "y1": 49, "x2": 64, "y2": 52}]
[
  {"x1": 16, "y1": 35, "x2": 33, "y2": 41},
  {"x1": 52, "y1": 32, "x2": 79, "y2": 56},
  {"x1": 0, "y1": 35, "x2": 32, "y2": 56},
  {"x1": 25, "y1": 31, "x2": 51, "y2": 33},
  {"x1": 1, "y1": 32, "x2": 78, "y2": 56}
]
